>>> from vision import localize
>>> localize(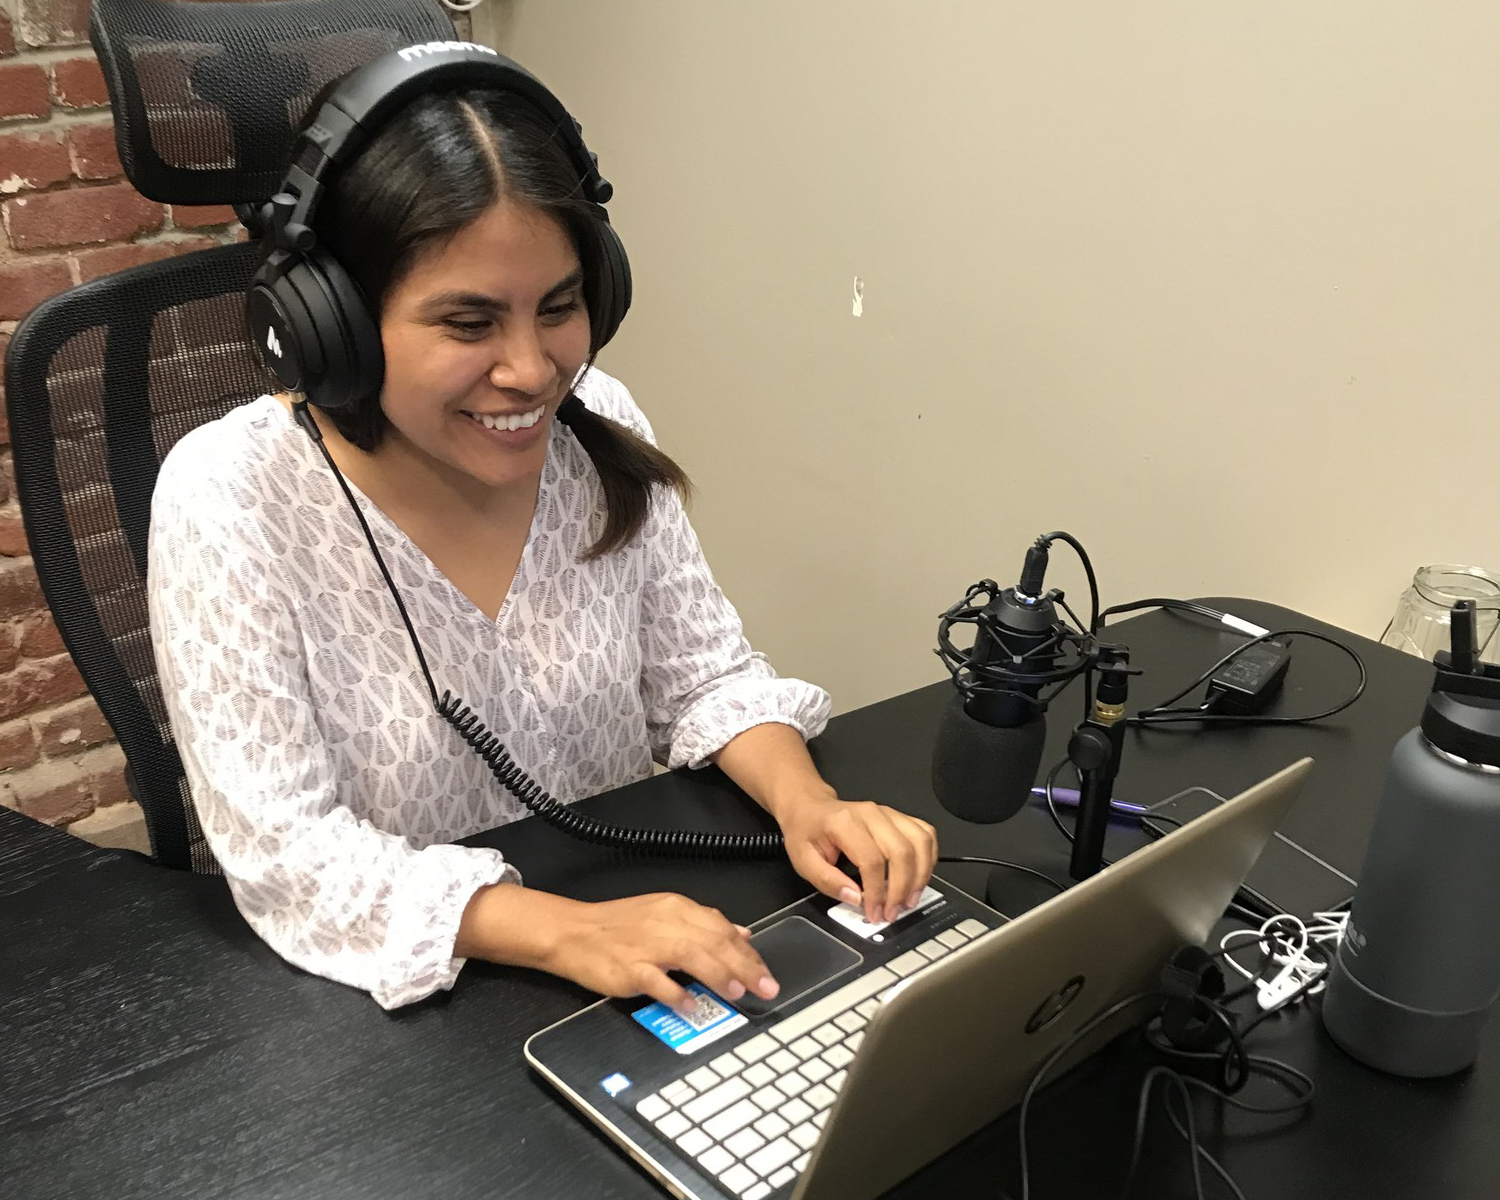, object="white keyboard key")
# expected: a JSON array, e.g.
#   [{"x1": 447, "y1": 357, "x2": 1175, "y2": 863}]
[
  {"x1": 788, "y1": 1121, "x2": 819, "y2": 1151},
  {"x1": 685, "y1": 1066, "x2": 721, "y2": 1092},
  {"x1": 656, "y1": 1110, "x2": 691, "y2": 1140},
  {"x1": 812, "y1": 1024, "x2": 843, "y2": 1047},
  {"x1": 743, "y1": 1062, "x2": 775, "y2": 1088},
  {"x1": 827, "y1": 1069, "x2": 848, "y2": 1092},
  {"x1": 636, "y1": 1094, "x2": 670, "y2": 1122},
  {"x1": 847, "y1": 1031, "x2": 865, "y2": 1052},
  {"x1": 719, "y1": 1163, "x2": 758, "y2": 1194},
  {"x1": 813, "y1": 1111, "x2": 829, "y2": 1129},
  {"x1": 710, "y1": 1052, "x2": 743, "y2": 1078},
  {"x1": 683, "y1": 1078, "x2": 752, "y2": 1124},
  {"x1": 777, "y1": 1072, "x2": 810, "y2": 1096},
  {"x1": 724, "y1": 1127, "x2": 766, "y2": 1159},
  {"x1": 754, "y1": 1112, "x2": 790, "y2": 1140},
  {"x1": 704, "y1": 1098, "x2": 763, "y2": 1142},
  {"x1": 735, "y1": 1033, "x2": 779, "y2": 1065},
  {"x1": 834, "y1": 1011, "x2": 865, "y2": 1034},
  {"x1": 889, "y1": 949, "x2": 929, "y2": 977},
  {"x1": 804, "y1": 1083, "x2": 836, "y2": 1111},
  {"x1": 936, "y1": 927, "x2": 969, "y2": 950},
  {"x1": 769, "y1": 967, "x2": 897, "y2": 1044},
  {"x1": 699, "y1": 1145, "x2": 735, "y2": 1175},
  {"x1": 800, "y1": 1058, "x2": 833, "y2": 1083},
  {"x1": 855, "y1": 998, "x2": 880, "y2": 1018},
  {"x1": 794, "y1": 1152, "x2": 811, "y2": 1171},
  {"x1": 676, "y1": 1128, "x2": 713, "y2": 1158},
  {"x1": 746, "y1": 1136, "x2": 800, "y2": 1178},
  {"x1": 661, "y1": 1080, "x2": 694, "y2": 1106},
  {"x1": 770, "y1": 1166, "x2": 798, "y2": 1188},
  {"x1": 916, "y1": 938, "x2": 951, "y2": 961},
  {"x1": 781, "y1": 1097, "x2": 814, "y2": 1125},
  {"x1": 790, "y1": 1036, "x2": 821, "y2": 1060},
  {"x1": 956, "y1": 919, "x2": 990, "y2": 938},
  {"x1": 823, "y1": 1045, "x2": 855, "y2": 1070},
  {"x1": 767, "y1": 1049, "x2": 799, "y2": 1075},
  {"x1": 744, "y1": 1185, "x2": 771, "y2": 1200},
  {"x1": 750, "y1": 1085, "x2": 784, "y2": 1112}
]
